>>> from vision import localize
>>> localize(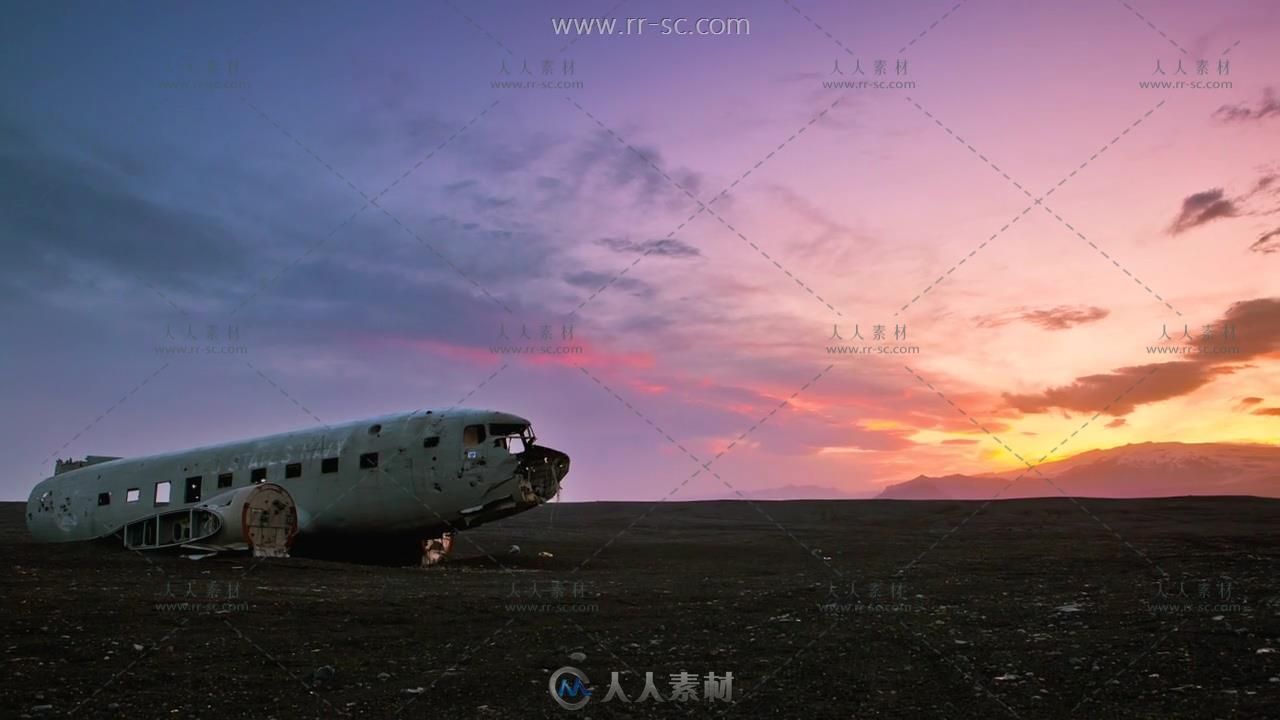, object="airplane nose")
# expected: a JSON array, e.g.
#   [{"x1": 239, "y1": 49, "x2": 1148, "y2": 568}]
[{"x1": 518, "y1": 445, "x2": 570, "y2": 501}]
